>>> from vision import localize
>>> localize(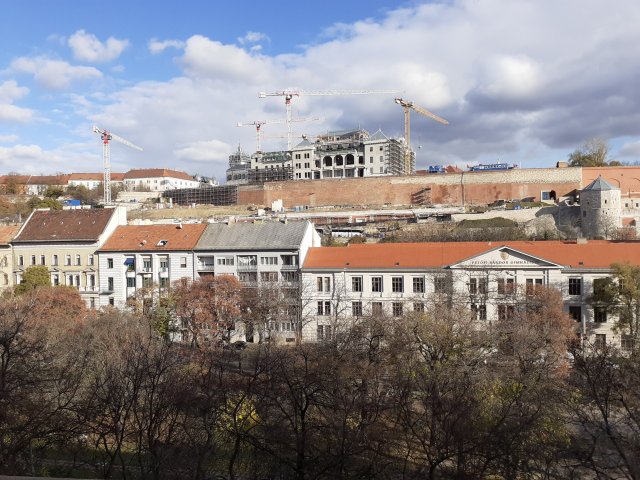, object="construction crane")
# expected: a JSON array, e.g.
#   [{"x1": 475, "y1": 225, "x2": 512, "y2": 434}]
[
  {"x1": 258, "y1": 89, "x2": 398, "y2": 149},
  {"x1": 236, "y1": 116, "x2": 320, "y2": 152},
  {"x1": 92, "y1": 126, "x2": 143, "y2": 205},
  {"x1": 394, "y1": 97, "x2": 449, "y2": 175}
]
